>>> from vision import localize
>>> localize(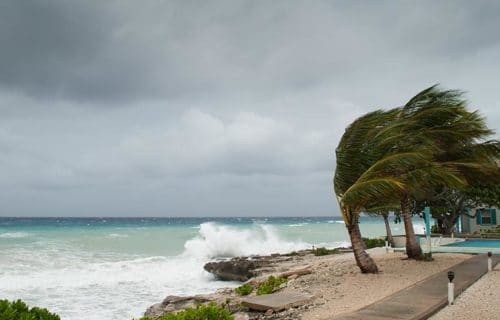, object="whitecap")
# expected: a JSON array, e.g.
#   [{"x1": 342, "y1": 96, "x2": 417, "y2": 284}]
[
  {"x1": 107, "y1": 233, "x2": 128, "y2": 238},
  {"x1": 327, "y1": 220, "x2": 345, "y2": 224},
  {"x1": 0, "y1": 232, "x2": 31, "y2": 238},
  {"x1": 287, "y1": 223, "x2": 308, "y2": 227}
]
